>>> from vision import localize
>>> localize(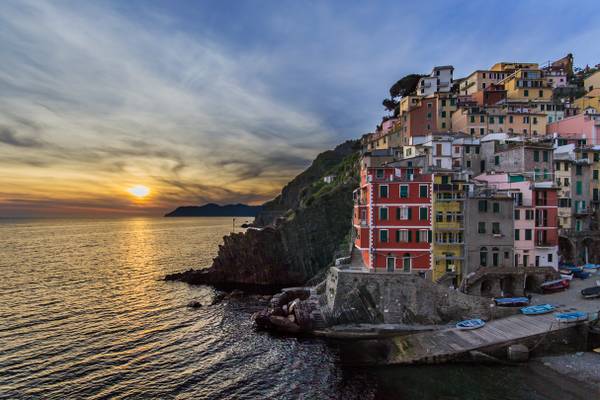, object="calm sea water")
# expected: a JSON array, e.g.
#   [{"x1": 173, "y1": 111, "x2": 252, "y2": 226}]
[{"x1": 0, "y1": 217, "x2": 587, "y2": 399}]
